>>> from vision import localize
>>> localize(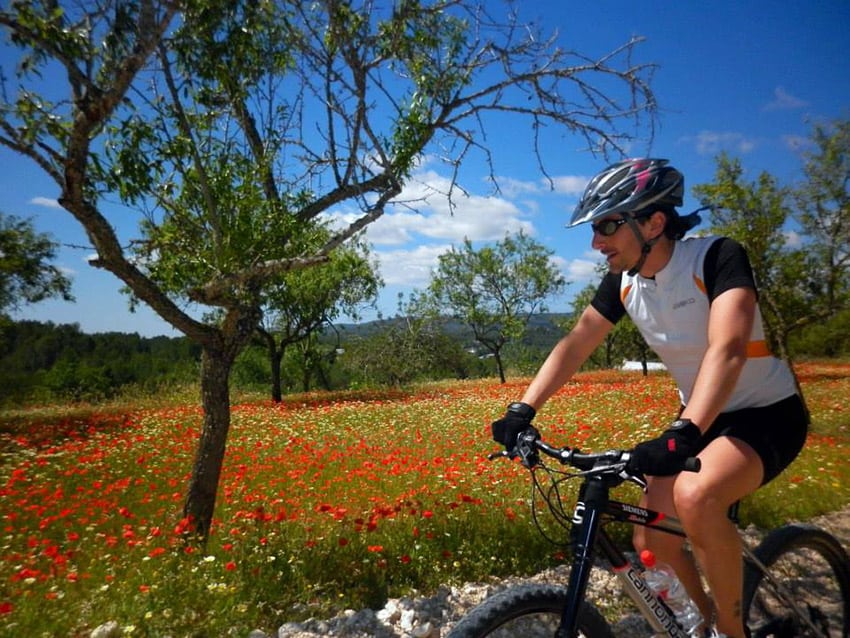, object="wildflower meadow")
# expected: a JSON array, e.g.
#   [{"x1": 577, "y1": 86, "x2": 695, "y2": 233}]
[{"x1": 1, "y1": 363, "x2": 848, "y2": 636}]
